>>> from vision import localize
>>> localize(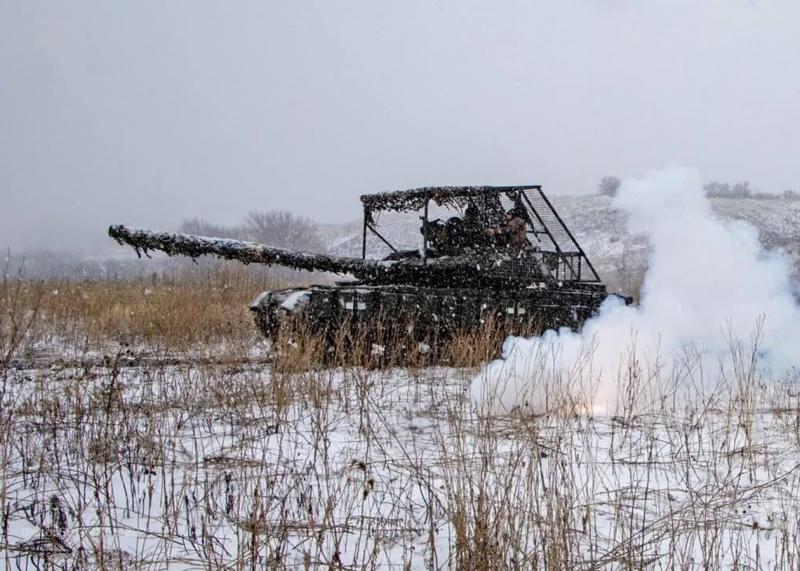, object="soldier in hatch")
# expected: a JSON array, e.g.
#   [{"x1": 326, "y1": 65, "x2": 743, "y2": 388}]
[
  {"x1": 505, "y1": 208, "x2": 528, "y2": 249},
  {"x1": 489, "y1": 208, "x2": 528, "y2": 250},
  {"x1": 461, "y1": 203, "x2": 496, "y2": 249}
]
